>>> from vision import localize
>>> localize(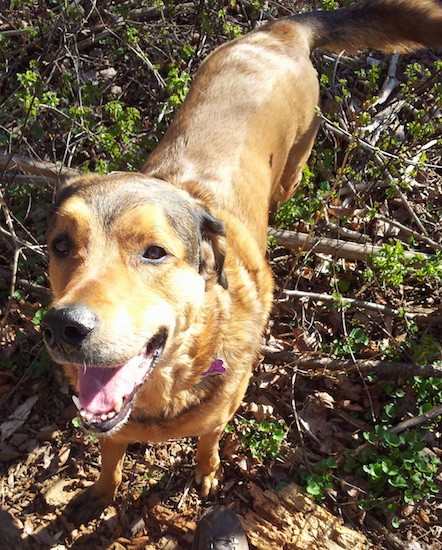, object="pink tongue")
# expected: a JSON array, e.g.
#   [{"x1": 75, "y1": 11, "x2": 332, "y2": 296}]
[{"x1": 79, "y1": 354, "x2": 146, "y2": 414}]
